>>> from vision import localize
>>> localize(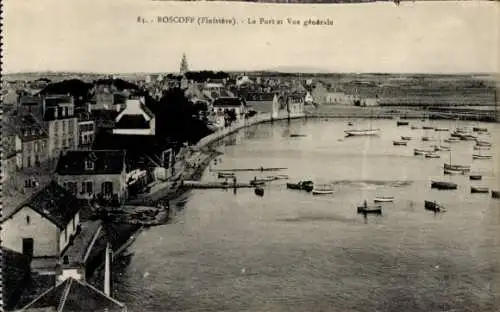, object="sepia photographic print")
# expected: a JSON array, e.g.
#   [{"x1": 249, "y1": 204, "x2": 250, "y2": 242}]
[{"x1": 1, "y1": 0, "x2": 499, "y2": 311}]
